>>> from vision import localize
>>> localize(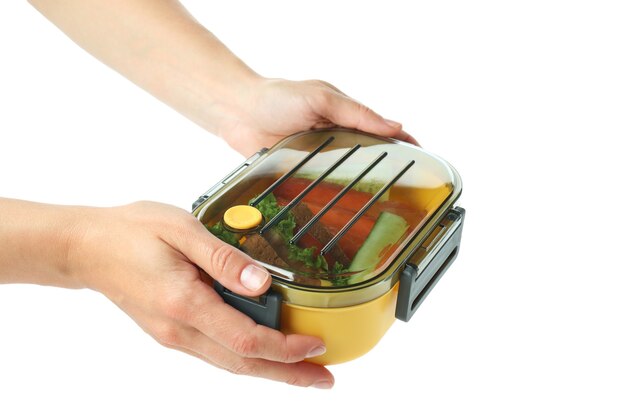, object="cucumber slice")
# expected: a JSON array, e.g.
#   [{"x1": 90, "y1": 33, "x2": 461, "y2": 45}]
[{"x1": 348, "y1": 211, "x2": 409, "y2": 281}]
